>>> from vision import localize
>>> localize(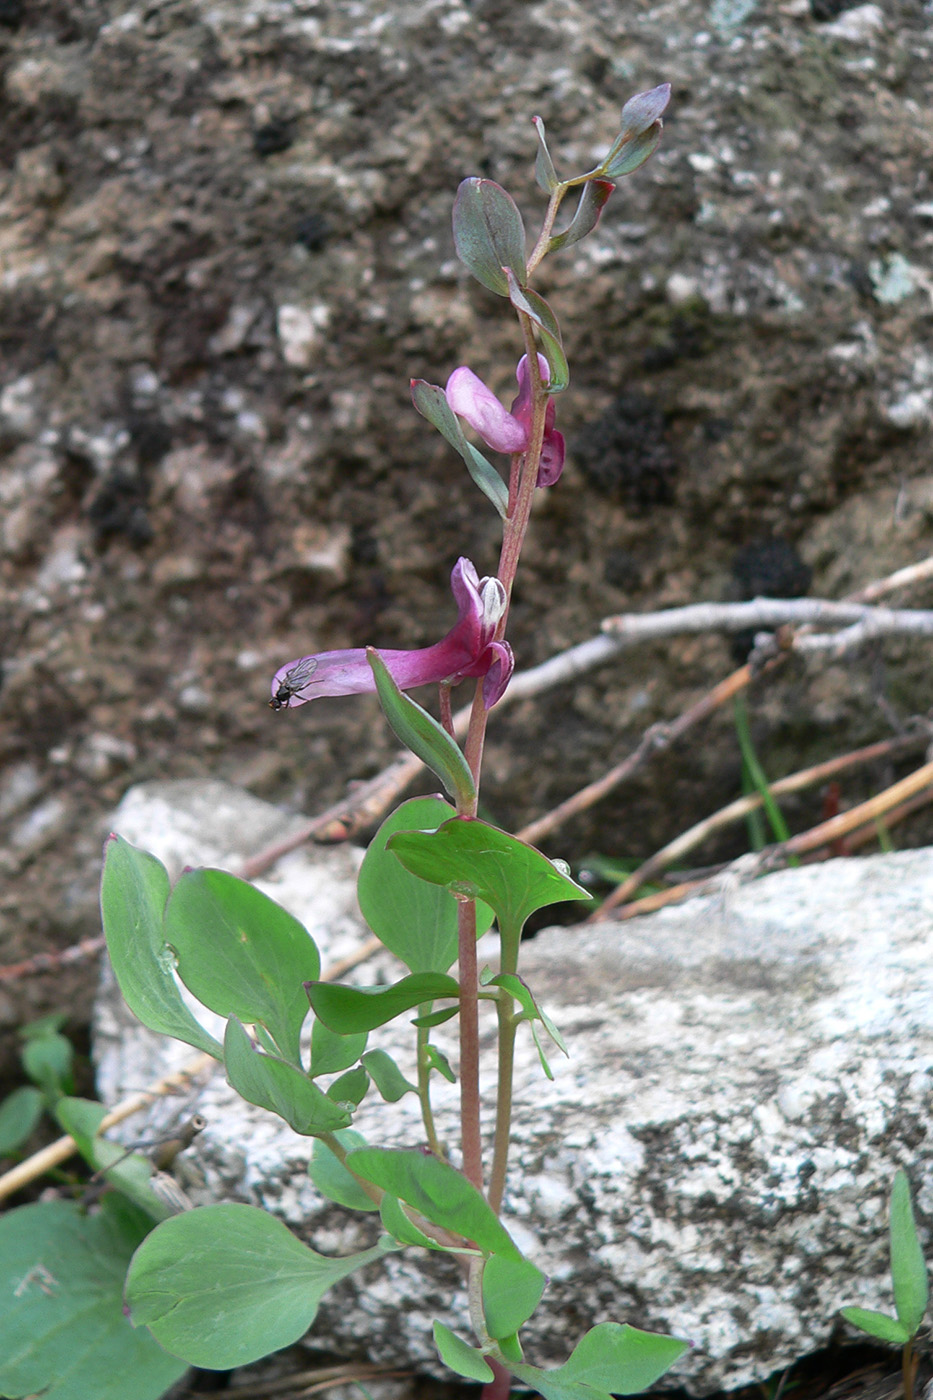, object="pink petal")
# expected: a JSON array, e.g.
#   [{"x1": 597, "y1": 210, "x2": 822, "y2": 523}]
[{"x1": 446, "y1": 366, "x2": 528, "y2": 454}]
